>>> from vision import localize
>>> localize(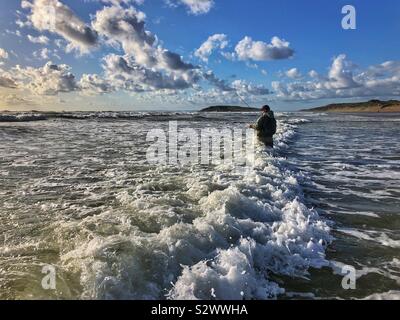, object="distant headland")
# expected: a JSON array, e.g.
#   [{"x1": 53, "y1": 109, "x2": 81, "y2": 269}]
[
  {"x1": 302, "y1": 100, "x2": 400, "y2": 113},
  {"x1": 200, "y1": 106, "x2": 259, "y2": 112}
]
